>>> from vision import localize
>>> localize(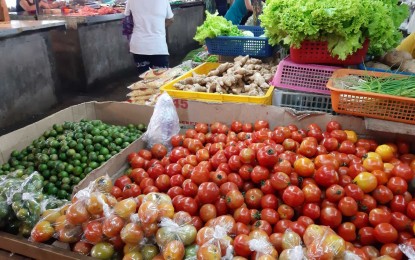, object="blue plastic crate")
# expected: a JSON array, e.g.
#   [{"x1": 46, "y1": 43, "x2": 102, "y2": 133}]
[
  {"x1": 358, "y1": 63, "x2": 415, "y2": 76},
  {"x1": 205, "y1": 26, "x2": 274, "y2": 57}
]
